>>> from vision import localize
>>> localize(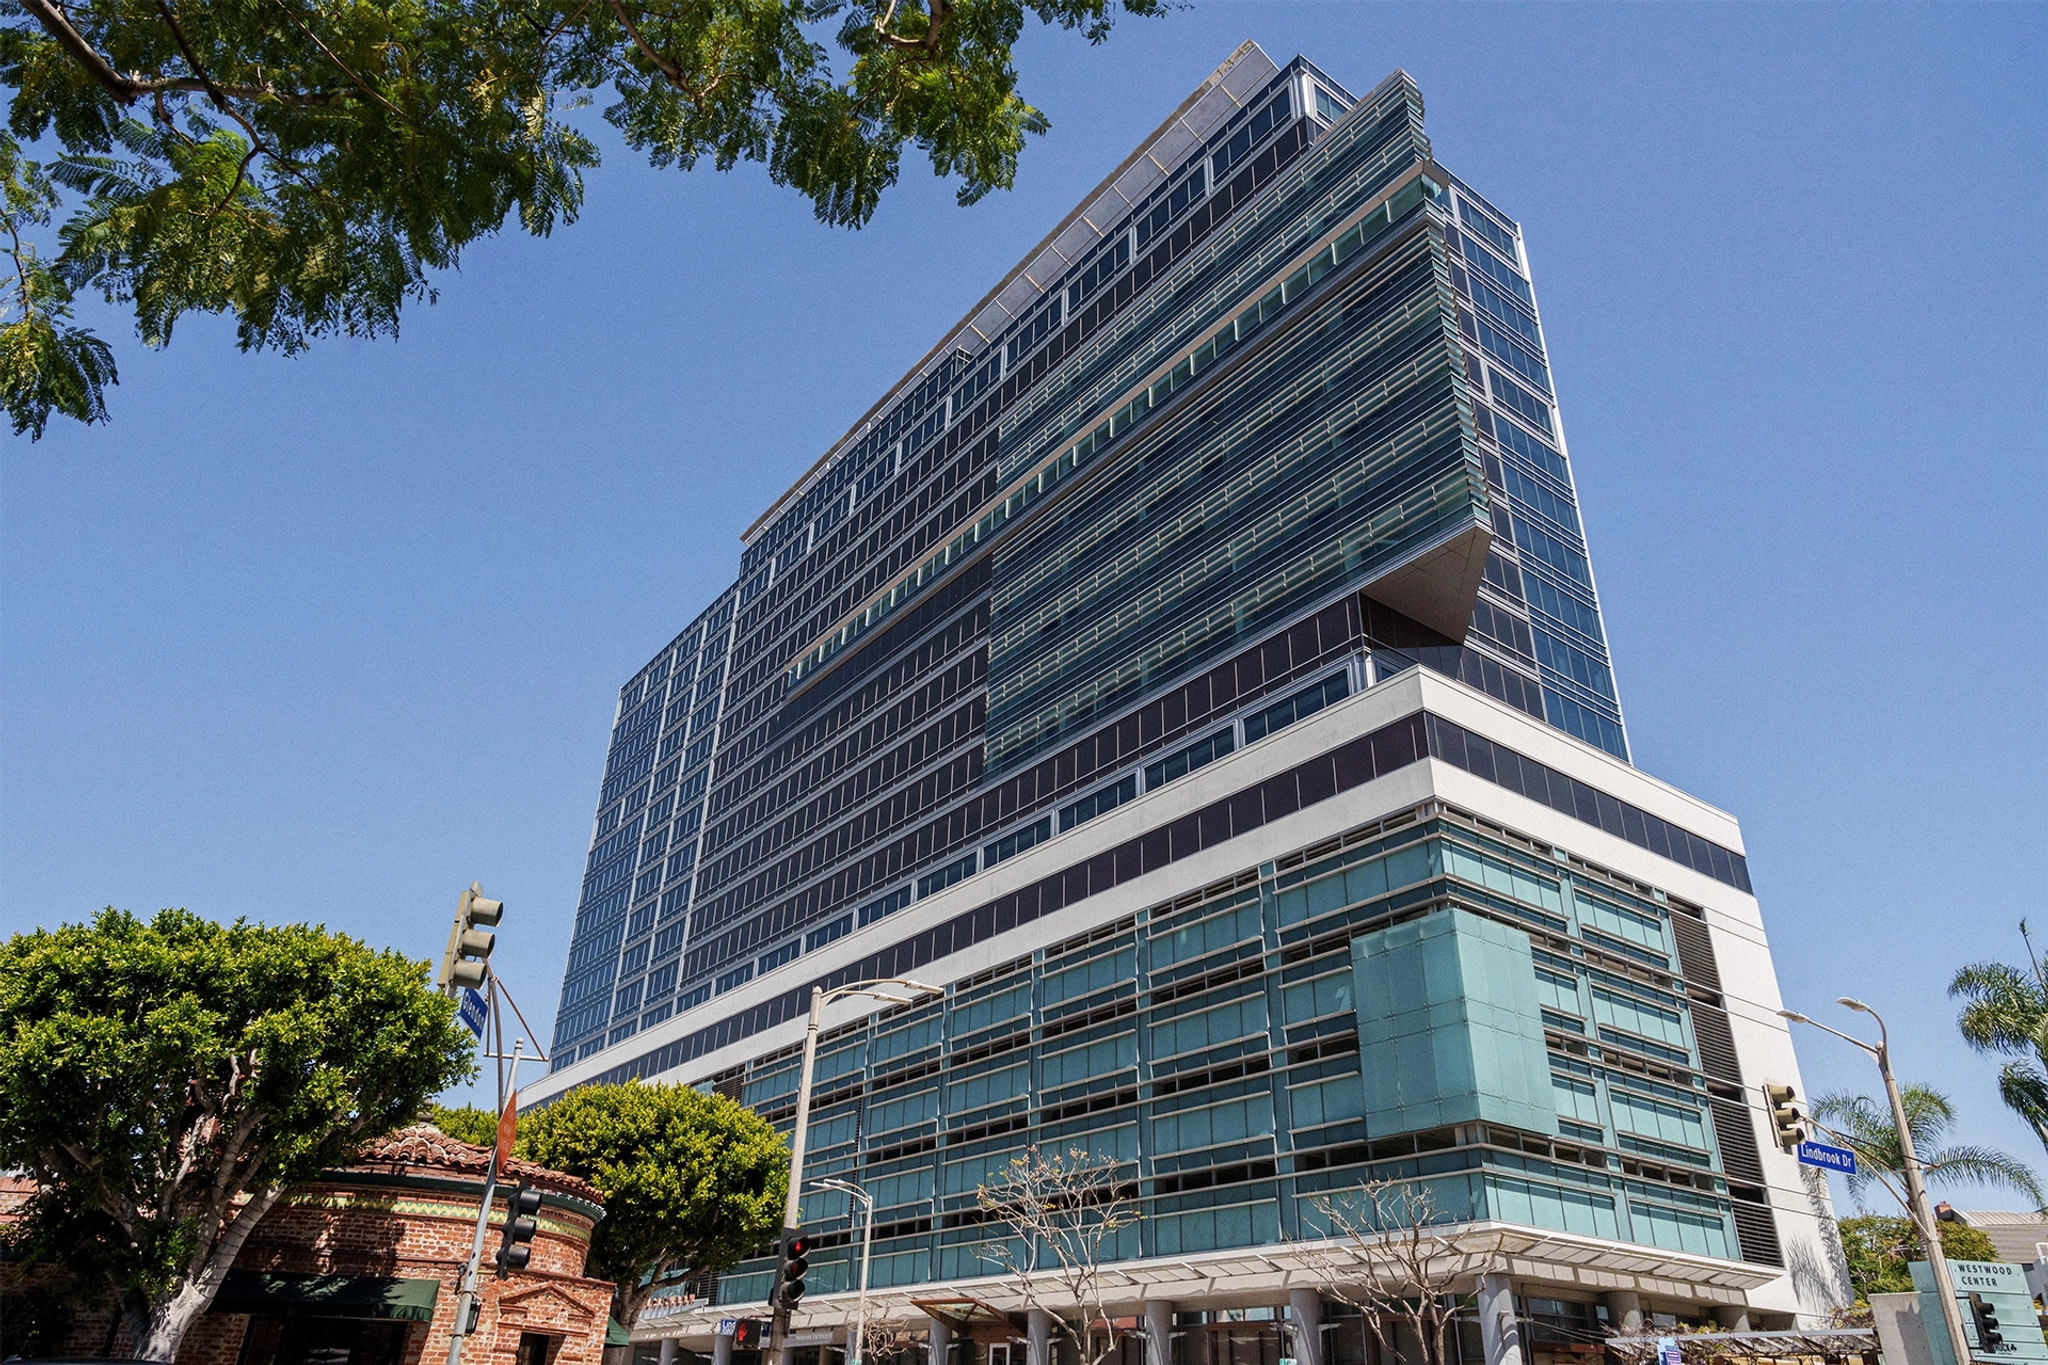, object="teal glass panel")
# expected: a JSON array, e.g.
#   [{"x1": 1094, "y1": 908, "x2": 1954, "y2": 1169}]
[{"x1": 1351, "y1": 906, "x2": 1558, "y2": 1137}]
